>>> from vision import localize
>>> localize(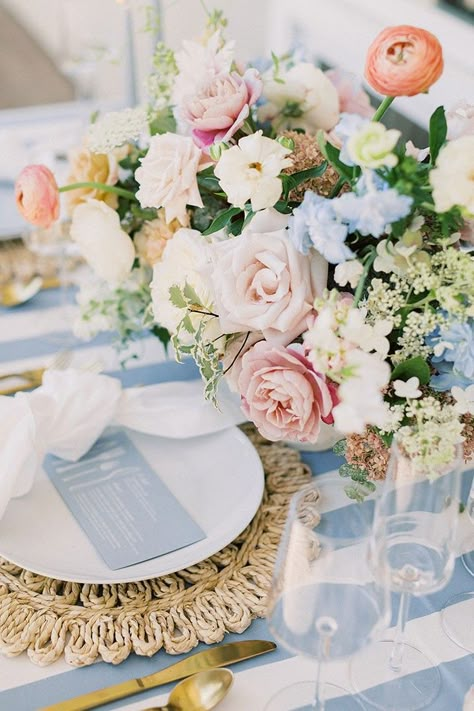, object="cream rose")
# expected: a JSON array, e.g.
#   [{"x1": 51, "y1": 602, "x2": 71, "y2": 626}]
[
  {"x1": 209, "y1": 208, "x2": 328, "y2": 344},
  {"x1": 259, "y1": 63, "x2": 340, "y2": 132},
  {"x1": 430, "y1": 135, "x2": 474, "y2": 214},
  {"x1": 134, "y1": 210, "x2": 186, "y2": 267},
  {"x1": 66, "y1": 146, "x2": 120, "y2": 213},
  {"x1": 151, "y1": 228, "x2": 220, "y2": 341},
  {"x1": 70, "y1": 199, "x2": 135, "y2": 284},
  {"x1": 135, "y1": 133, "x2": 203, "y2": 224}
]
